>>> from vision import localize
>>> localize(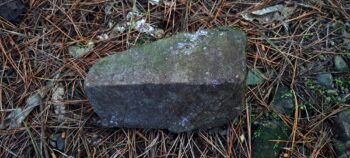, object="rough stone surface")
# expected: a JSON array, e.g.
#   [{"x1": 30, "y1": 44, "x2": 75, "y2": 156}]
[
  {"x1": 333, "y1": 140, "x2": 350, "y2": 158},
  {"x1": 0, "y1": 0, "x2": 25, "y2": 22},
  {"x1": 333, "y1": 110, "x2": 350, "y2": 157},
  {"x1": 252, "y1": 117, "x2": 290, "y2": 158},
  {"x1": 334, "y1": 110, "x2": 350, "y2": 141},
  {"x1": 334, "y1": 55, "x2": 349, "y2": 72},
  {"x1": 272, "y1": 84, "x2": 294, "y2": 115},
  {"x1": 85, "y1": 27, "x2": 246, "y2": 133},
  {"x1": 316, "y1": 73, "x2": 333, "y2": 88}
]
